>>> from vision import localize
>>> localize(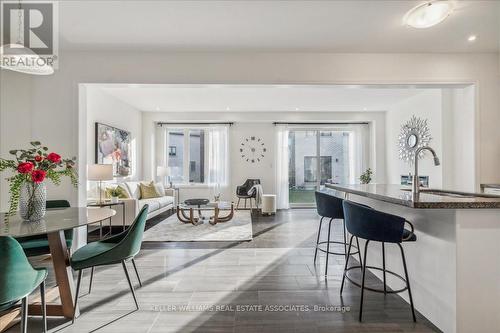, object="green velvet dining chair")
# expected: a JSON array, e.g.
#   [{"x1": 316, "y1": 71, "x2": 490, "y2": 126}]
[
  {"x1": 15, "y1": 200, "x2": 73, "y2": 257},
  {"x1": 0, "y1": 236, "x2": 48, "y2": 333},
  {"x1": 70, "y1": 205, "x2": 149, "y2": 322}
]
